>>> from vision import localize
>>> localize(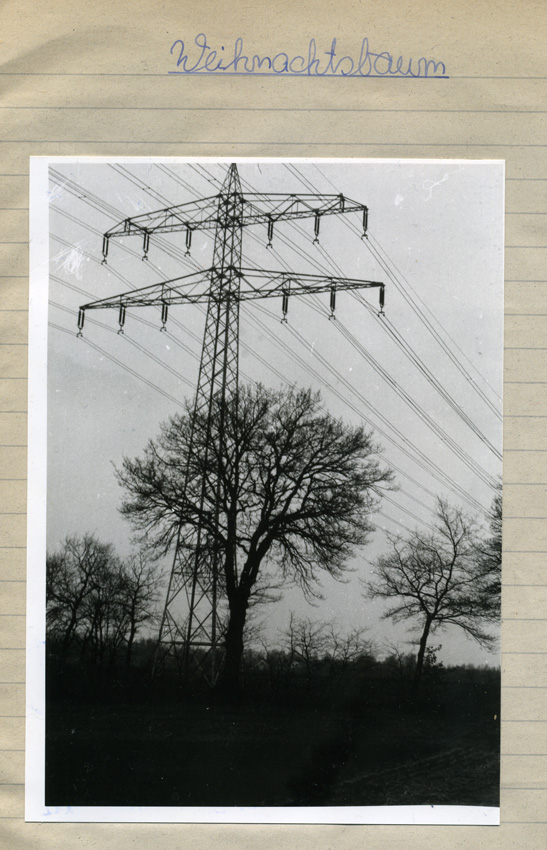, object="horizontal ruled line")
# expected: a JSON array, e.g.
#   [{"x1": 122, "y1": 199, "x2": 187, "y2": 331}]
[
  {"x1": 0, "y1": 105, "x2": 545, "y2": 113},
  {"x1": 0, "y1": 72, "x2": 545, "y2": 79},
  {"x1": 503, "y1": 651, "x2": 547, "y2": 655},
  {"x1": 169, "y1": 71, "x2": 452, "y2": 79},
  {"x1": 0, "y1": 140, "x2": 545, "y2": 147}
]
